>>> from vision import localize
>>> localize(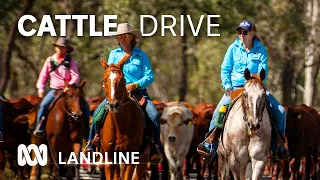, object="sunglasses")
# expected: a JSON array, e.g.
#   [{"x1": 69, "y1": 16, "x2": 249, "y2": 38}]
[
  {"x1": 116, "y1": 33, "x2": 133, "y2": 40},
  {"x1": 236, "y1": 30, "x2": 249, "y2": 35}
]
